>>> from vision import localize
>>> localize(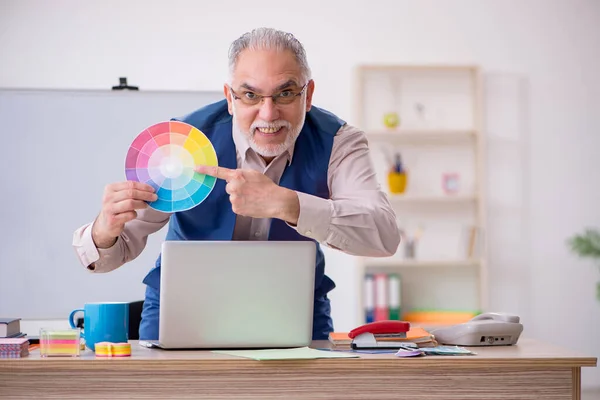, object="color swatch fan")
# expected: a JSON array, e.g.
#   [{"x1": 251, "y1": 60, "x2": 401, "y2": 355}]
[{"x1": 125, "y1": 121, "x2": 218, "y2": 213}]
